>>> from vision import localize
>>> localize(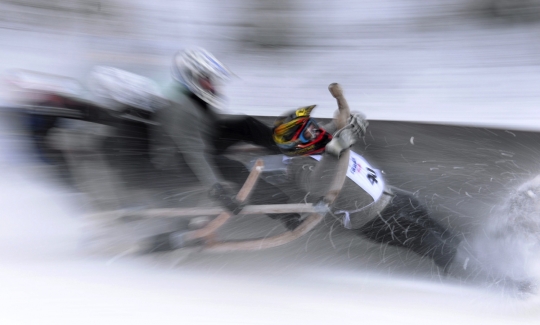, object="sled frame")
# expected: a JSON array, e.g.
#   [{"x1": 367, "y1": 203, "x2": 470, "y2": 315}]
[{"x1": 86, "y1": 83, "x2": 352, "y2": 252}]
